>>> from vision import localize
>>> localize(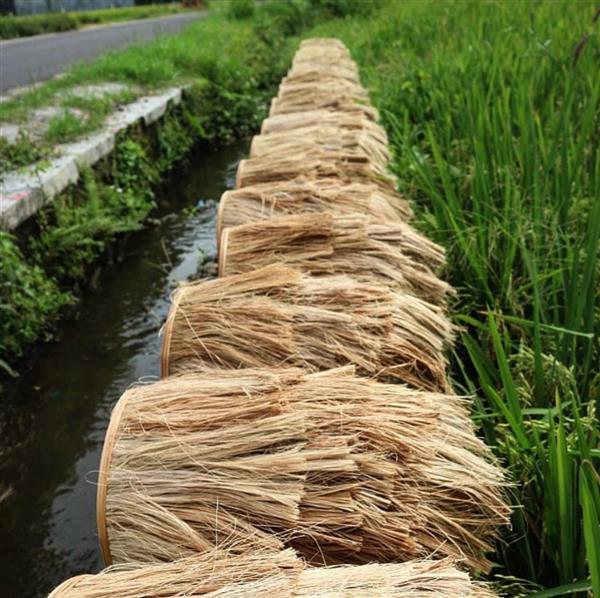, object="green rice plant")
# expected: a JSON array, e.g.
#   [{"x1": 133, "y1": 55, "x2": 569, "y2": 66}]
[{"x1": 306, "y1": 0, "x2": 599, "y2": 594}]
